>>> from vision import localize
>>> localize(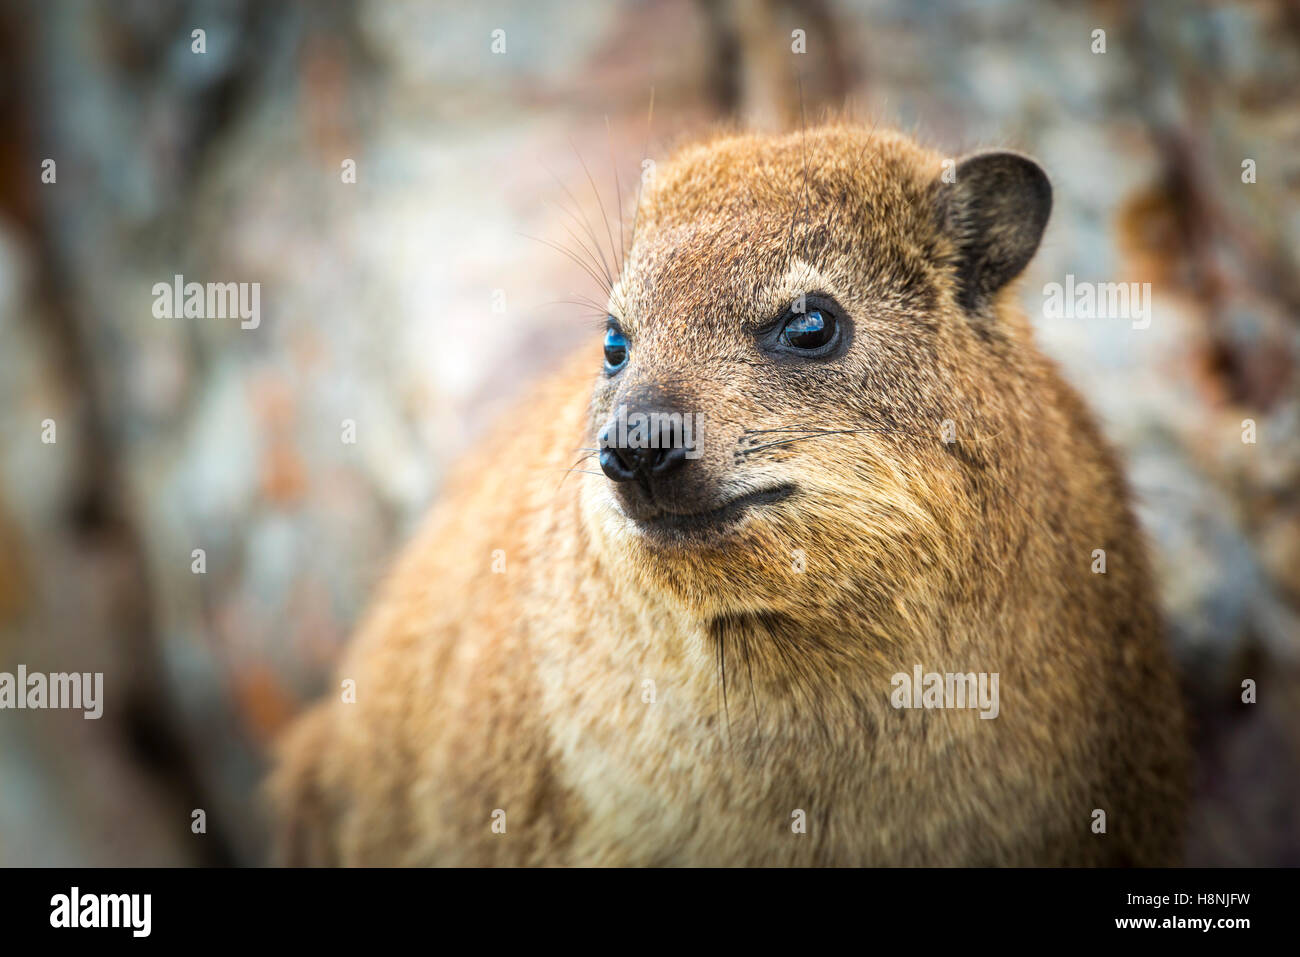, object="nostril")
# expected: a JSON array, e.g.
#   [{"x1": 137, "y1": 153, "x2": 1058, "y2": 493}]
[
  {"x1": 599, "y1": 447, "x2": 637, "y2": 482},
  {"x1": 649, "y1": 445, "x2": 686, "y2": 476}
]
